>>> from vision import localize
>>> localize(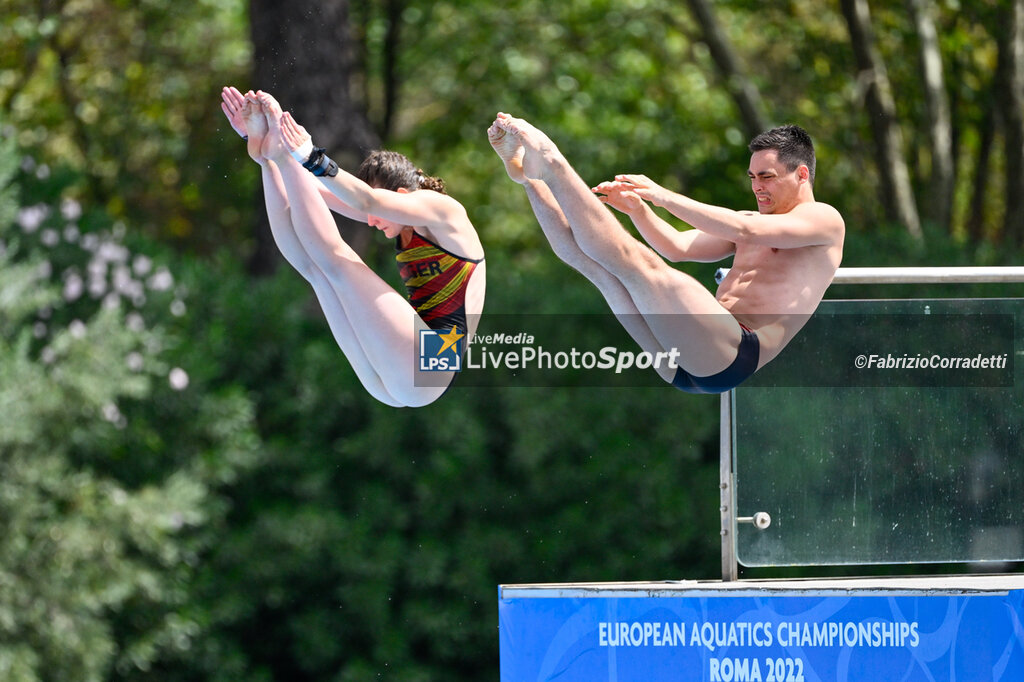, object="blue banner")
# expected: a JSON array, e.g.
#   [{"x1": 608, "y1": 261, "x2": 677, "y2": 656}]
[{"x1": 499, "y1": 588, "x2": 1024, "y2": 681}]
